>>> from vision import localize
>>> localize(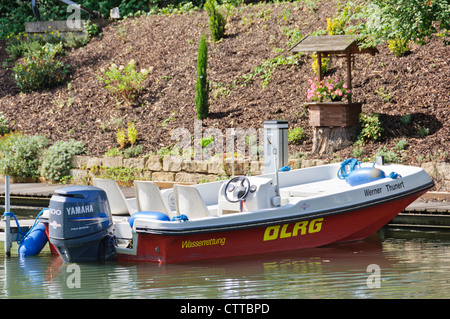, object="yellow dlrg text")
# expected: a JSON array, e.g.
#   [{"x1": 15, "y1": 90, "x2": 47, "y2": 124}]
[{"x1": 263, "y1": 218, "x2": 324, "y2": 241}]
